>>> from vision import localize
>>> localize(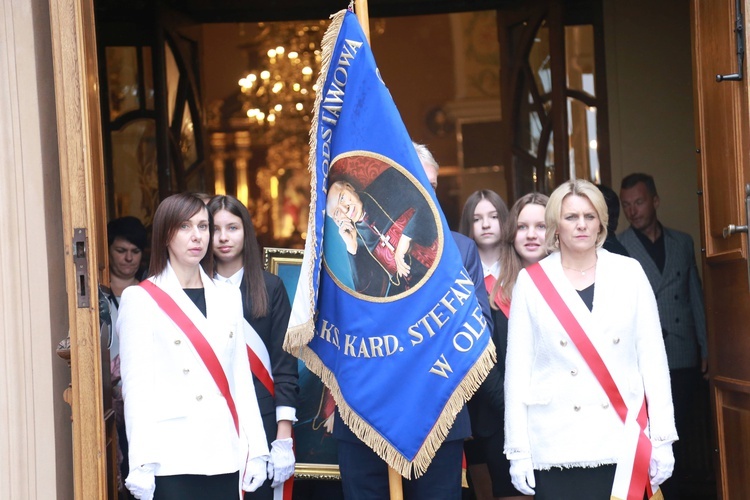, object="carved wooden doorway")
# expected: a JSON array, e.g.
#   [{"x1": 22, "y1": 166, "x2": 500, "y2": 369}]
[
  {"x1": 691, "y1": 0, "x2": 750, "y2": 497},
  {"x1": 497, "y1": 0, "x2": 610, "y2": 198}
]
